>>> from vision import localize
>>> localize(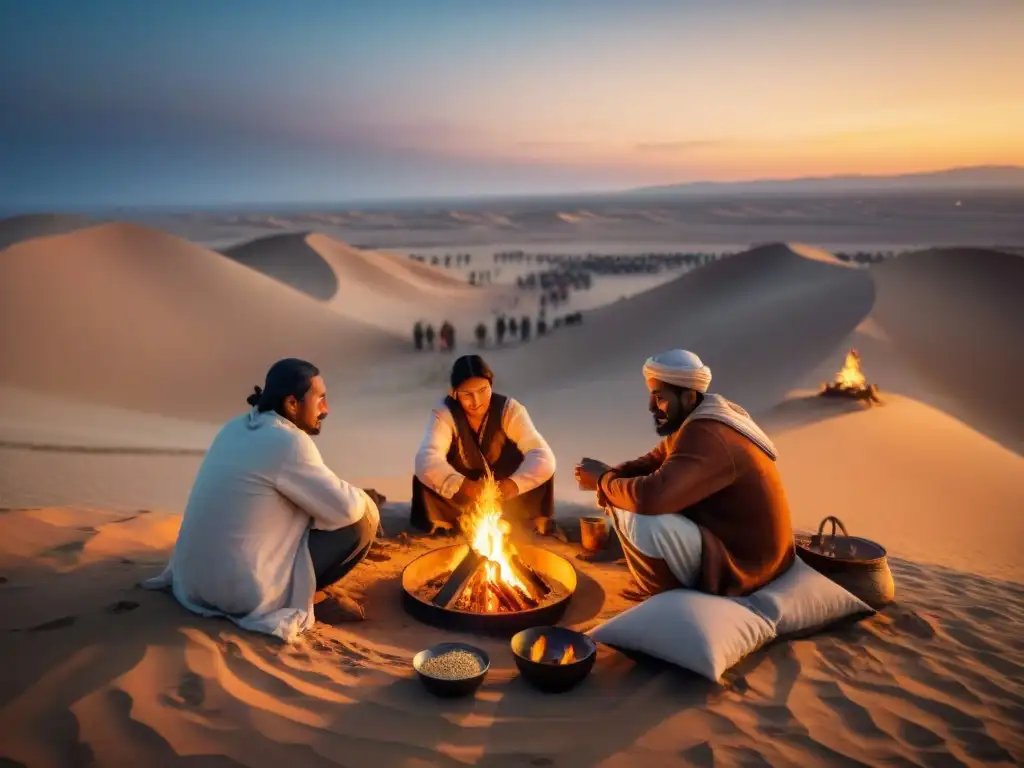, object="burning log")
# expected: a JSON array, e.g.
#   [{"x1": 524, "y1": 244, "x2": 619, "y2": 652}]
[
  {"x1": 428, "y1": 467, "x2": 558, "y2": 614},
  {"x1": 432, "y1": 549, "x2": 487, "y2": 609},
  {"x1": 492, "y1": 577, "x2": 532, "y2": 612},
  {"x1": 508, "y1": 554, "x2": 552, "y2": 600}
]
